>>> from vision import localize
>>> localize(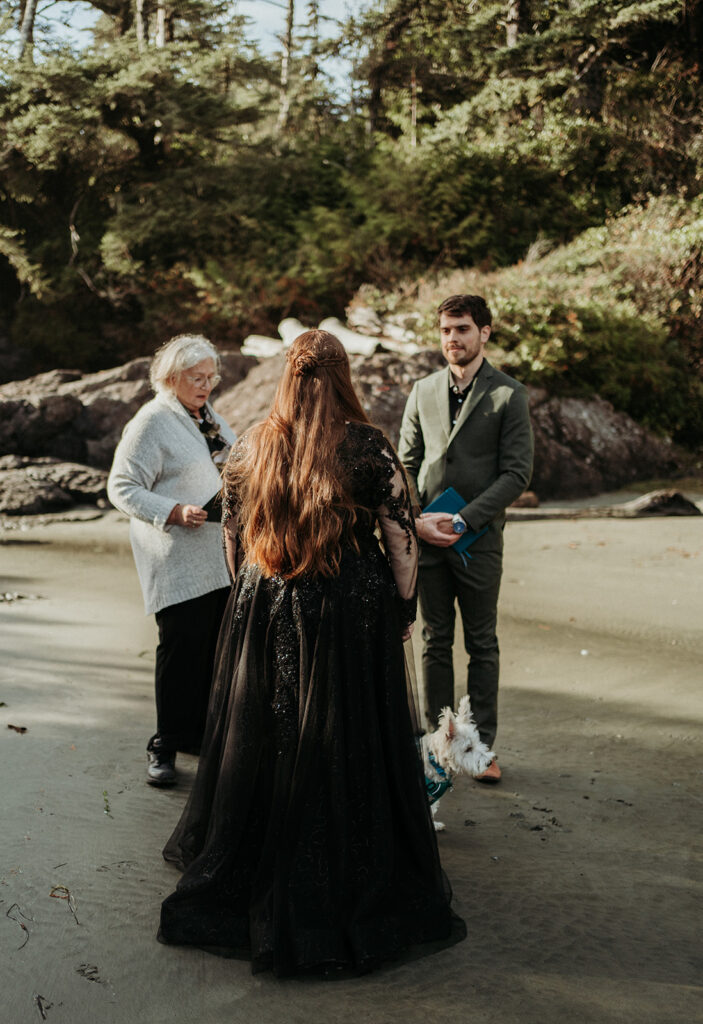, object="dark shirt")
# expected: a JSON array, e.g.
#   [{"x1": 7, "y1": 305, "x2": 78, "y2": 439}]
[{"x1": 448, "y1": 370, "x2": 479, "y2": 428}]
